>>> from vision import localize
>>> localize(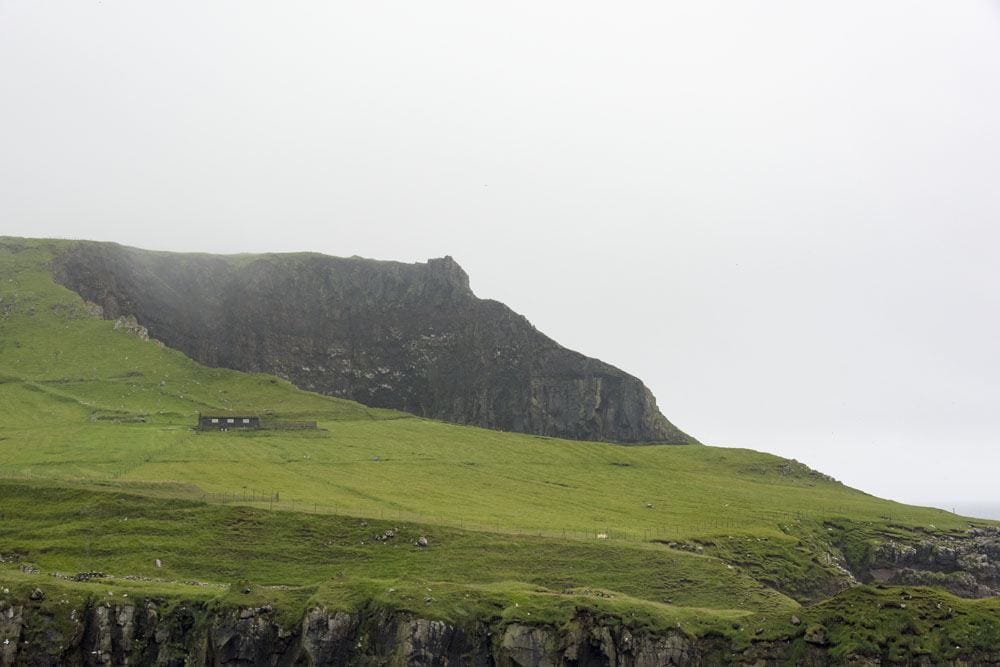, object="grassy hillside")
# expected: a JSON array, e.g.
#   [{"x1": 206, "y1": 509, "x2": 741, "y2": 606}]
[
  {"x1": 0, "y1": 481, "x2": 791, "y2": 624},
  {"x1": 1, "y1": 237, "x2": 997, "y2": 660},
  {"x1": 0, "y1": 241, "x2": 964, "y2": 533},
  {"x1": 3, "y1": 482, "x2": 999, "y2": 659}
]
